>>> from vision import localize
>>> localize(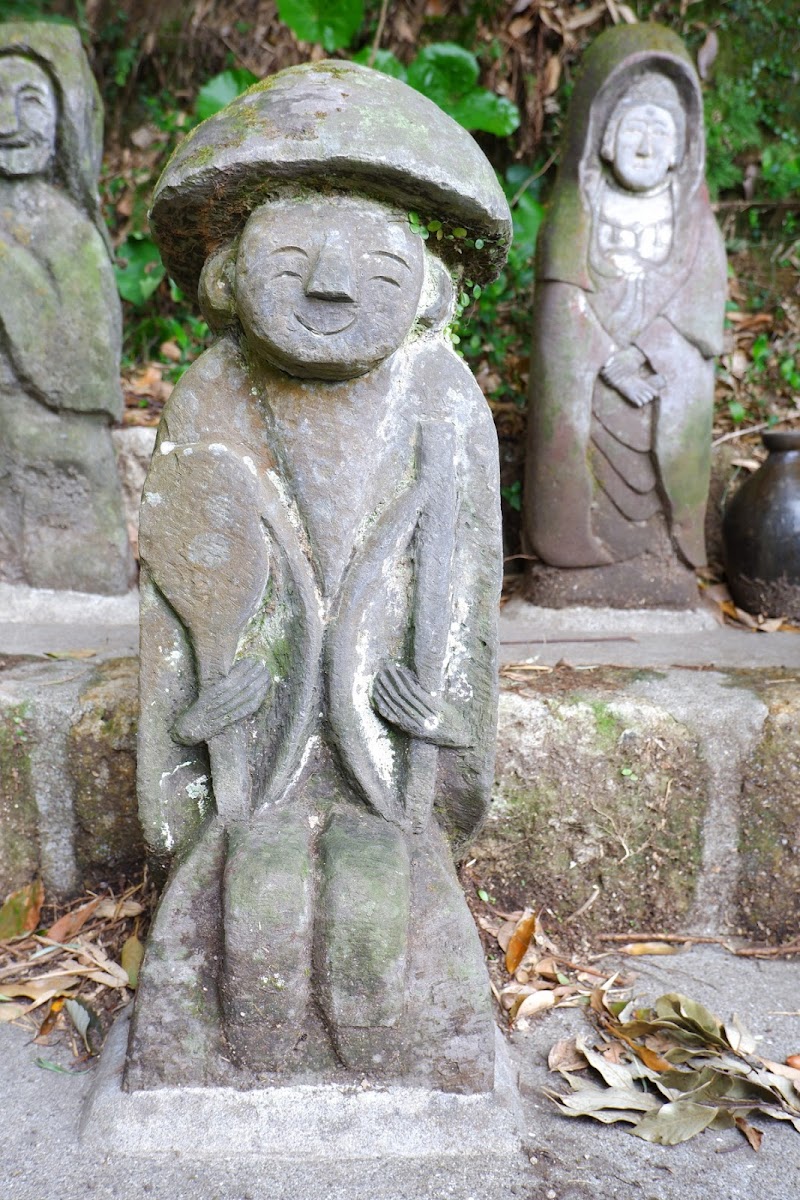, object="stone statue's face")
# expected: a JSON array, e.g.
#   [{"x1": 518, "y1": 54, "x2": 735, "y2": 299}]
[
  {"x1": 0, "y1": 56, "x2": 57, "y2": 179},
  {"x1": 235, "y1": 196, "x2": 426, "y2": 380},
  {"x1": 610, "y1": 102, "x2": 677, "y2": 193}
]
